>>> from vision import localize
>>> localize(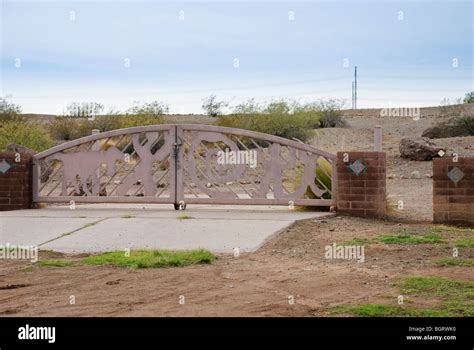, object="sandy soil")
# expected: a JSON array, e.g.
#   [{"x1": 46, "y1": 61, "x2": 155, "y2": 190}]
[{"x1": 0, "y1": 216, "x2": 472, "y2": 316}]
